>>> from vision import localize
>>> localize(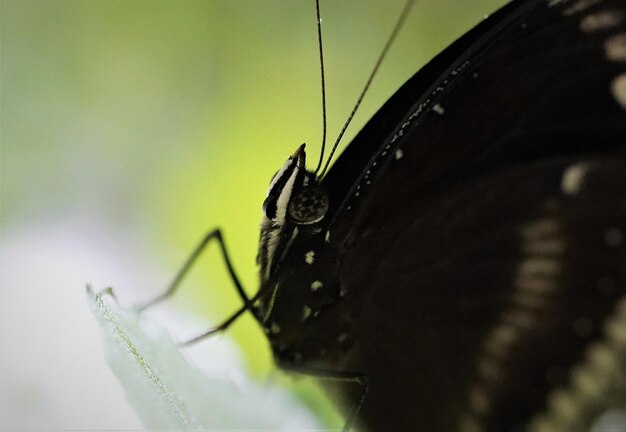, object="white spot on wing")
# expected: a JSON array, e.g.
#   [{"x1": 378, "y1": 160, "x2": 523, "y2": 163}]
[
  {"x1": 432, "y1": 103, "x2": 445, "y2": 115},
  {"x1": 477, "y1": 358, "x2": 502, "y2": 381},
  {"x1": 304, "y1": 250, "x2": 315, "y2": 265},
  {"x1": 548, "y1": 0, "x2": 568, "y2": 9},
  {"x1": 337, "y1": 333, "x2": 349, "y2": 343},
  {"x1": 513, "y1": 275, "x2": 555, "y2": 294},
  {"x1": 521, "y1": 218, "x2": 560, "y2": 239},
  {"x1": 522, "y1": 237, "x2": 566, "y2": 255},
  {"x1": 562, "y1": 0, "x2": 601, "y2": 16},
  {"x1": 604, "y1": 33, "x2": 626, "y2": 62},
  {"x1": 517, "y1": 257, "x2": 561, "y2": 276},
  {"x1": 302, "y1": 305, "x2": 312, "y2": 321},
  {"x1": 611, "y1": 73, "x2": 626, "y2": 110},
  {"x1": 395, "y1": 149, "x2": 404, "y2": 160},
  {"x1": 469, "y1": 386, "x2": 491, "y2": 415},
  {"x1": 483, "y1": 330, "x2": 516, "y2": 361},
  {"x1": 310, "y1": 280, "x2": 323, "y2": 291},
  {"x1": 502, "y1": 309, "x2": 538, "y2": 330},
  {"x1": 579, "y1": 10, "x2": 624, "y2": 33},
  {"x1": 561, "y1": 162, "x2": 588, "y2": 195}
]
